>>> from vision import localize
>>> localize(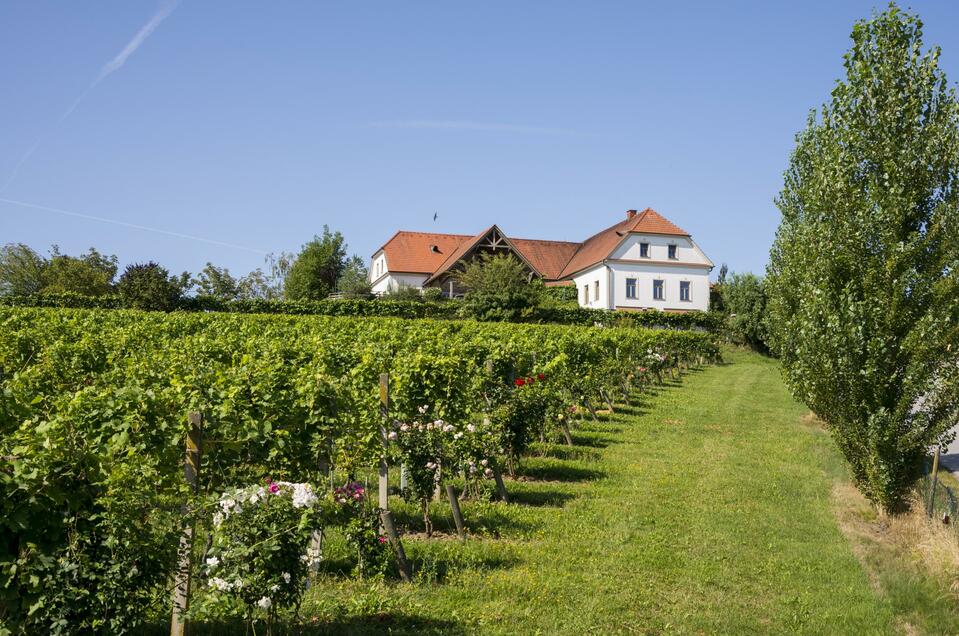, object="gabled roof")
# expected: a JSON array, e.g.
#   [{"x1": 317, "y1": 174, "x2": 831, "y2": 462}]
[
  {"x1": 558, "y1": 208, "x2": 688, "y2": 278},
  {"x1": 375, "y1": 208, "x2": 696, "y2": 283},
  {"x1": 377, "y1": 231, "x2": 472, "y2": 274},
  {"x1": 424, "y1": 226, "x2": 559, "y2": 284},
  {"x1": 426, "y1": 226, "x2": 497, "y2": 282},
  {"x1": 510, "y1": 238, "x2": 580, "y2": 280}
]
